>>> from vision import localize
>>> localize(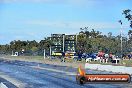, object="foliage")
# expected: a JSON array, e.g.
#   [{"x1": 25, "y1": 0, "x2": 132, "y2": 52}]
[{"x1": 122, "y1": 9, "x2": 132, "y2": 28}]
